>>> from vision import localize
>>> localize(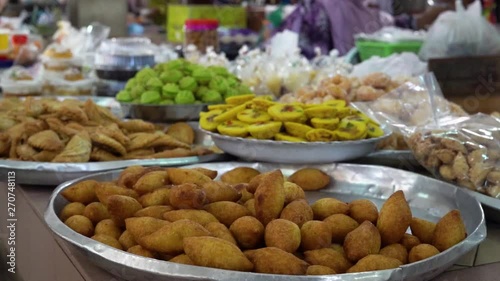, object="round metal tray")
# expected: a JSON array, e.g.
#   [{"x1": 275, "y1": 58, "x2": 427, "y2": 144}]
[{"x1": 120, "y1": 103, "x2": 207, "y2": 122}]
